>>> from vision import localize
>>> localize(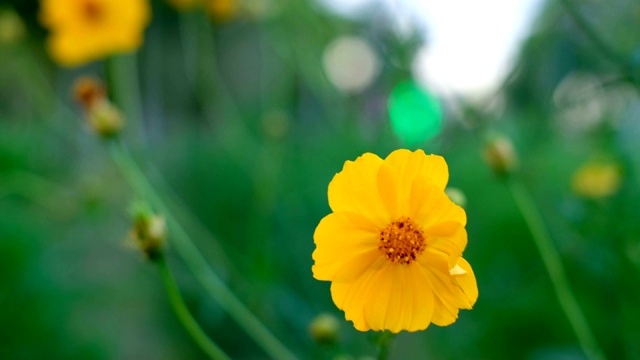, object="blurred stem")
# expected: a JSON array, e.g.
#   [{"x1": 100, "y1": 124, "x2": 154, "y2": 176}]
[
  {"x1": 106, "y1": 140, "x2": 297, "y2": 360},
  {"x1": 156, "y1": 254, "x2": 231, "y2": 360},
  {"x1": 179, "y1": 11, "x2": 199, "y2": 91},
  {"x1": 106, "y1": 54, "x2": 146, "y2": 145},
  {"x1": 507, "y1": 179, "x2": 605, "y2": 360},
  {"x1": 179, "y1": 10, "x2": 241, "y2": 123},
  {"x1": 558, "y1": 0, "x2": 638, "y2": 89},
  {"x1": 375, "y1": 332, "x2": 396, "y2": 360}
]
